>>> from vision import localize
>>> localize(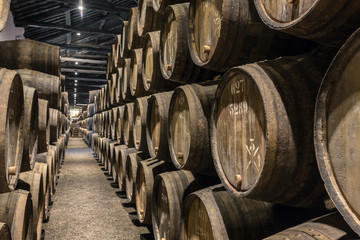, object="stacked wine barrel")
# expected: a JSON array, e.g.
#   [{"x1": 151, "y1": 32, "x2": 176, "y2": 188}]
[
  {"x1": 0, "y1": 39, "x2": 70, "y2": 239},
  {"x1": 85, "y1": 0, "x2": 360, "y2": 239}
]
